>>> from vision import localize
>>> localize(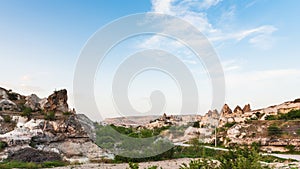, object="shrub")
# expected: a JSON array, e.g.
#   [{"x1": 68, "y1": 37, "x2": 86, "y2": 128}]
[
  {"x1": 286, "y1": 145, "x2": 295, "y2": 152},
  {"x1": 21, "y1": 107, "x2": 32, "y2": 119},
  {"x1": 267, "y1": 125, "x2": 282, "y2": 136},
  {"x1": 278, "y1": 110, "x2": 300, "y2": 120},
  {"x1": 128, "y1": 162, "x2": 139, "y2": 169},
  {"x1": 265, "y1": 115, "x2": 277, "y2": 120},
  {"x1": 0, "y1": 141, "x2": 8, "y2": 151},
  {"x1": 44, "y1": 111, "x2": 56, "y2": 121},
  {"x1": 224, "y1": 122, "x2": 236, "y2": 128},
  {"x1": 3, "y1": 115, "x2": 12, "y2": 123},
  {"x1": 180, "y1": 159, "x2": 216, "y2": 169},
  {"x1": 193, "y1": 121, "x2": 200, "y2": 128},
  {"x1": 63, "y1": 112, "x2": 72, "y2": 116}
]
